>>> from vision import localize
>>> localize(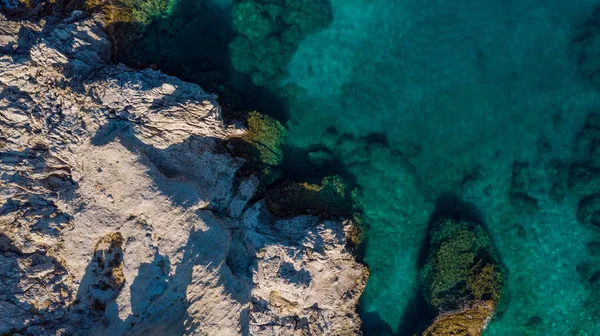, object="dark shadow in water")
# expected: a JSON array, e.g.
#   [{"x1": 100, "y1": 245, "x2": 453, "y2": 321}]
[
  {"x1": 108, "y1": 0, "x2": 288, "y2": 122},
  {"x1": 358, "y1": 290, "x2": 433, "y2": 336},
  {"x1": 428, "y1": 192, "x2": 485, "y2": 226},
  {"x1": 359, "y1": 309, "x2": 395, "y2": 336},
  {"x1": 279, "y1": 143, "x2": 358, "y2": 185}
]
